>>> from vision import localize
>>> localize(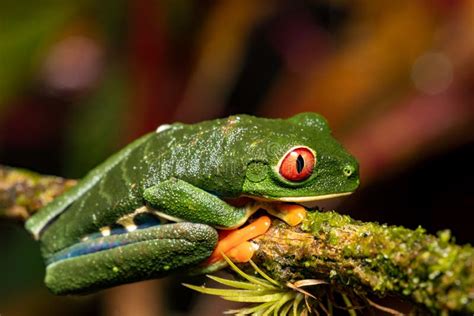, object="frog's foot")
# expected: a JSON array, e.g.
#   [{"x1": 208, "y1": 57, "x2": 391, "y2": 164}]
[
  {"x1": 260, "y1": 202, "x2": 307, "y2": 226},
  {"x1": 206, "y1": 216, "x2": 271, "y2": 265}
]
